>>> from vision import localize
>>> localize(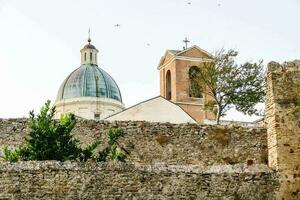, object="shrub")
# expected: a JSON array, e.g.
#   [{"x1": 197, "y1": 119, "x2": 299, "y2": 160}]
[
  {"x1": 3, "y1": 101, "x2": 129, "y2": 163},
  {"x1": 80, "y1": 141, "x2": 101, "y2": 162},
  {"x1": 3, "y1": 100, "x2": 99, "y2": 162},
  {"x1": 110, "y1": 144, "x2": 126, "y2": 162},
  {"x1": 97, "y1": 128, "x2": 127, "y2": 162},
  {"x1": 21, "y1": 103, "x2": 81, "y2": 161},
  {"x1": 3, "y1": 145, "x2": 21, "y2": 162}
]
